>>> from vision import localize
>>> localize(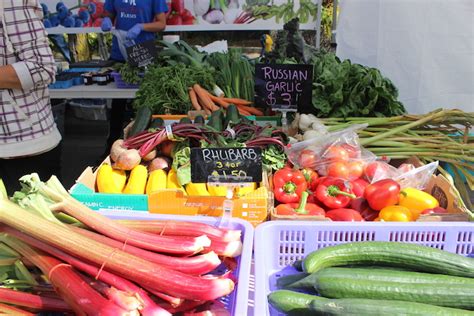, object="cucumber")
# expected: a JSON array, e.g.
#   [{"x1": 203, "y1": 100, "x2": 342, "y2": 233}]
[
  {"x1": 310, "y1": 298, "x2": 474, "y2": 316},
  {"x1": 129, "y1": 106, "x2": 152, "y2": 137},
  {"x1": 268, "y1": 290, "x2": 322, "y2": 316},
  {"x1": 303, "y1": 241, "x2": 474, "y2": 278},
  {"x1": 193, "y1": 115, "x2": 205, "y2": 124},
  {"x1": 288, "y1": 267, "x2": 474, "y2": 290},
  {"x1": 276, "y1": 272, "x2": 309, "y2": 289},
  {"x1": 293, "y1": 260, "x2": 303, "y2": 271},
  {"x1": 314, "y1": 276, "x2": 474, "y2": 310},
  {"x1": 148, "y1": 117, "x2": 164, "y2": 129}
]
